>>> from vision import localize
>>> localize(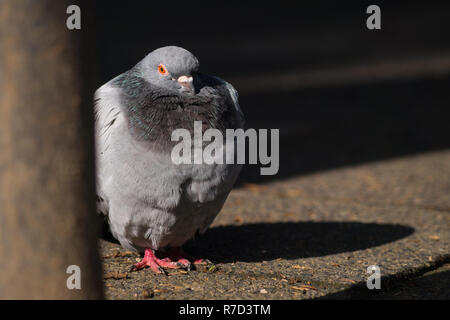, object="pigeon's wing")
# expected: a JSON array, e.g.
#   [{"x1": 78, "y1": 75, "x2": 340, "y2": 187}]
[
  {"x1": 211, "y1": 76, "x2": 245, "y2": 127},
  {"x1": 93, "y1": 79, "x2": 124, "y2": 216}
]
